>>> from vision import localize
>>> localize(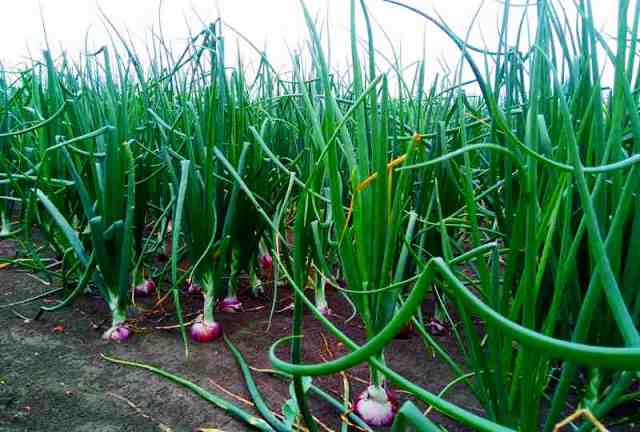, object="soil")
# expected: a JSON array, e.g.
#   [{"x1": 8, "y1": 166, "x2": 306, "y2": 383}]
[{"x1": 0, "y1": 238, "x2": 482, "y2": 432}]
